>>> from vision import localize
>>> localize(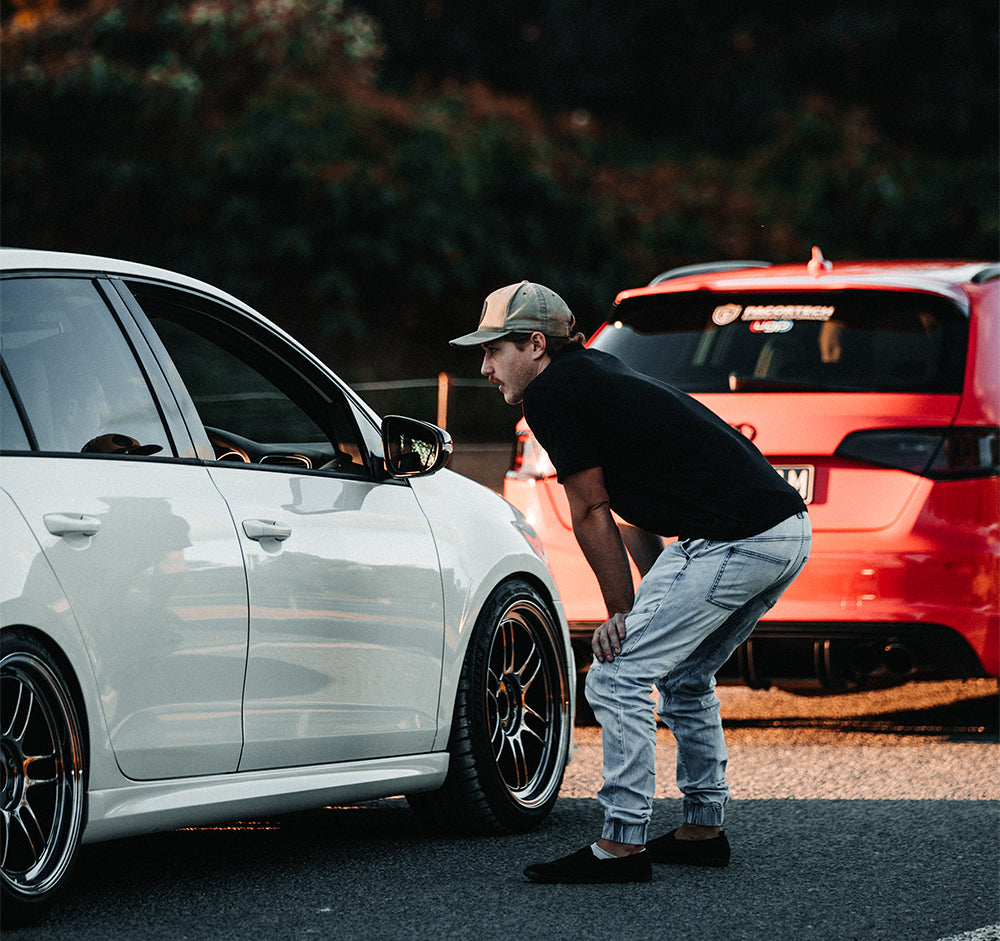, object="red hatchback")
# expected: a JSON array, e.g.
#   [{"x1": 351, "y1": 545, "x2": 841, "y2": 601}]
[{"x1": 504, "y1": 254, "x2": 999, "y2": 696}]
